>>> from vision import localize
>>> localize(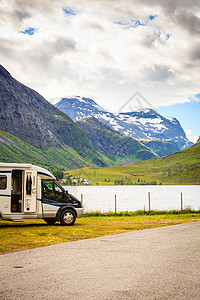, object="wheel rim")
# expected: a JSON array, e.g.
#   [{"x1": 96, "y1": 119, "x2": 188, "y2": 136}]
[{"x1": 63, "y1": 212, "x2": 74, "y2": 224}]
